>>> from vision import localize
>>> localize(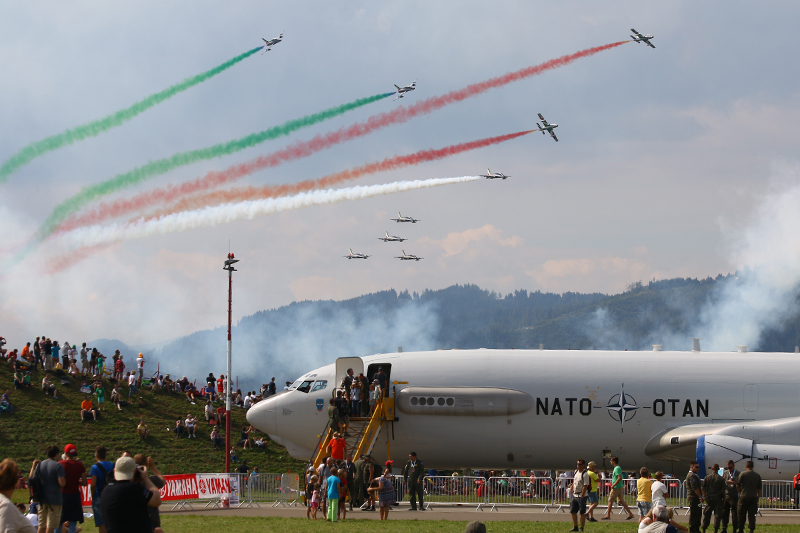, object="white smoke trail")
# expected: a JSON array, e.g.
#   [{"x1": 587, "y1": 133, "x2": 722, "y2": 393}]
[{"x1": 57, "y1": 176, "x2": 479, "y2": 248}]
